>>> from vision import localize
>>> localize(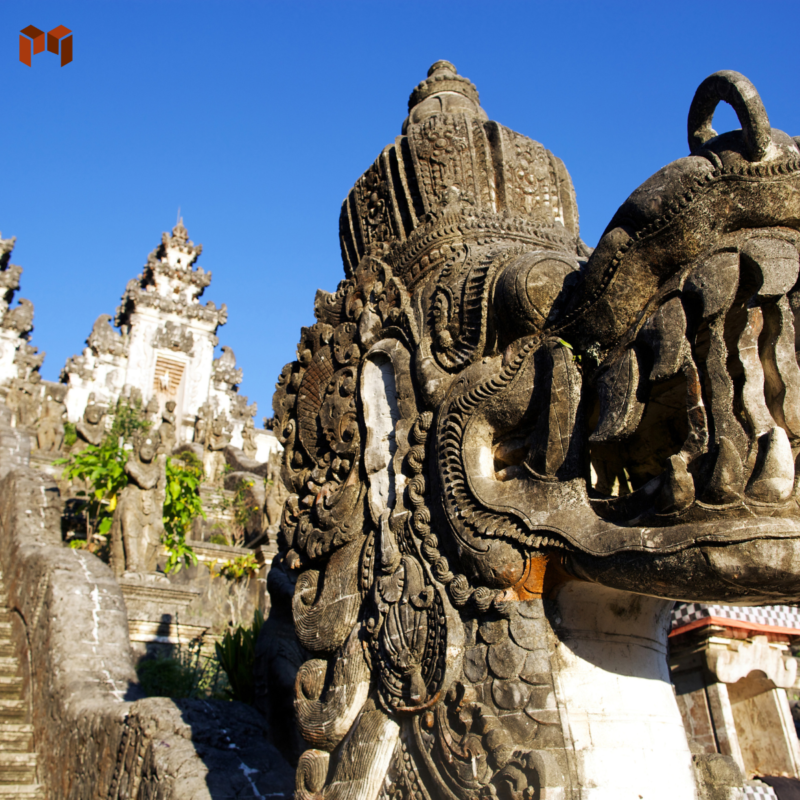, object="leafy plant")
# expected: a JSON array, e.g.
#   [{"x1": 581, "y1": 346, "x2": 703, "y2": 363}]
[
  {"x1": 55, "y1": 437, "x2": 128, "y2": 541},
  {"x1": 59, "y1": 403, "x2": 203, "y2": 574},
  {"x1": 208, "y1": 532, "x2": 230, "y2": 545},
  {"x1": 137, "y1": 638, "x2": 226, "y2": 699},
  {"x1": 55, "y1": 396, "x2": 151, "y2": 543},
  {"x1": 63, "y1": 422, "x2": 78, "y2": 449},
  {"x1": 162, "y1": 452, "x2": 205, "y2": 573},
  {"x1": 68, "y1": 536, "x2": 110, "y2": 561},
  {"x1": 557, "y1": 337, "x2": 582, "y2": 364},
  {"x1": 216, "y1": 553, "x2": 260, "y2": 582},
  {"x1": 219, "y1": 479, "x2": 260, "y2": 547},
  {"x1": 109, "y1": 395, "x2": 150, "y2": 443},
  {"x1": 215, "y1": 608, "x2": 265, "y2": 704},
  {"x1": 233, "y1": 480, "x2": 258, "y2": 527}
]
